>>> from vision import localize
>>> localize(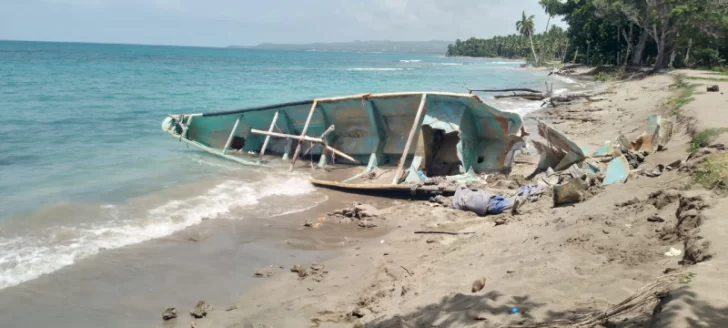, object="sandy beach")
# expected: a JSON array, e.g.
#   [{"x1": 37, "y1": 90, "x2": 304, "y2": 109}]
[{"x1": 159, "y1": 69, "x2": 728, "y2": 328}]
